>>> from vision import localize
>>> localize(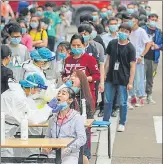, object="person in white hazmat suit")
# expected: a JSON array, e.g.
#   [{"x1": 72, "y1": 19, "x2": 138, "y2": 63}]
[
  {"x1": 1, "y1": 73, "x2": 54, "y2": 160},
  {"x1": 22, "y1": 48, "x2": 58, "y2": 107}
]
